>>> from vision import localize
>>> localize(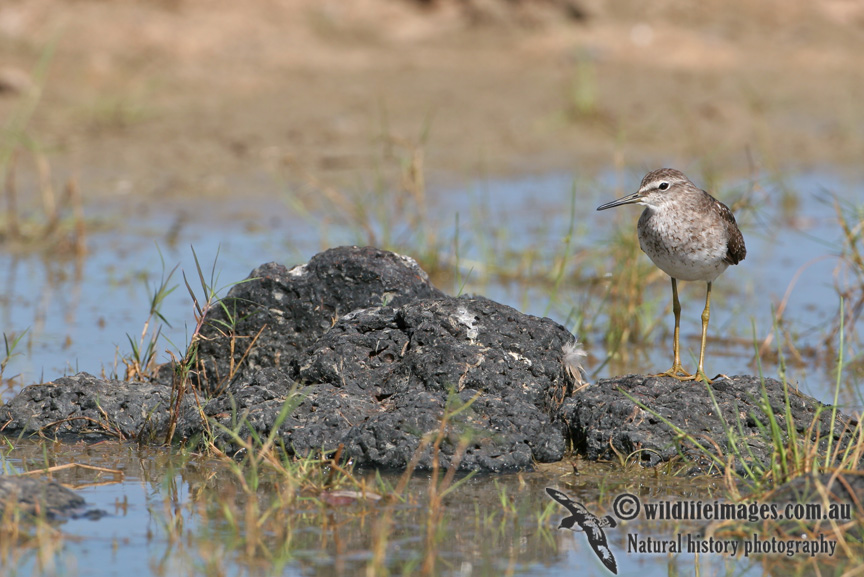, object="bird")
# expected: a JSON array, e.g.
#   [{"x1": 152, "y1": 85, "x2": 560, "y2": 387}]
[
  {"x1": 596, "y1": 168, "x2": 746, "y2": 382},
  {"x1": 545, "y1": 488, "x2": 618, "y2": 574}
]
